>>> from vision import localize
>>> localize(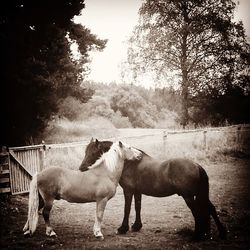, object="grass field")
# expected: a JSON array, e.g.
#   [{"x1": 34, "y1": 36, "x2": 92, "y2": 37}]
[
  {"x1": 1, "y1": 157, "x2": 250, "y2": 249},
  {"x1": 44, "y1": 126, "x2": 250, "y2": 169}
]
